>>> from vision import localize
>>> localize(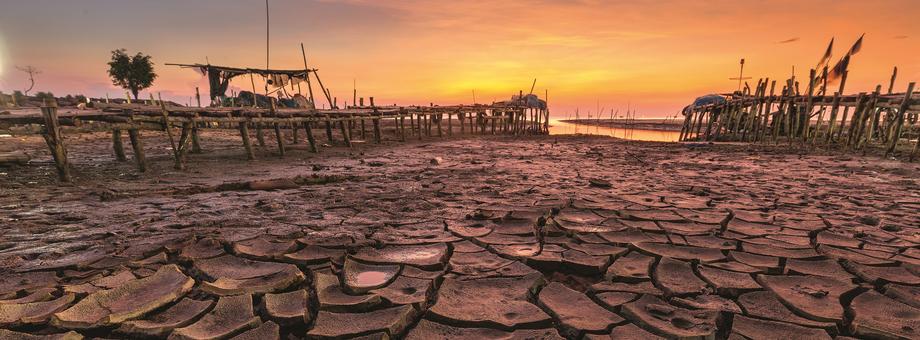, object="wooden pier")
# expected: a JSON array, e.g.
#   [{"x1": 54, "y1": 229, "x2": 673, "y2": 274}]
[
  {"x1": 0, "y1": 98, "x2": 550, "y2": 182},
  {"x1": 679, "y1": 75, "x2": 920, "y2": 160}
]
